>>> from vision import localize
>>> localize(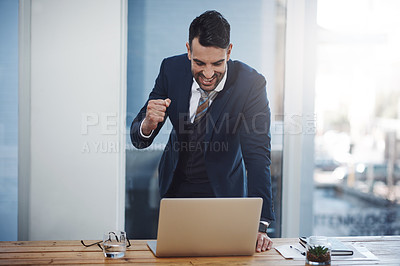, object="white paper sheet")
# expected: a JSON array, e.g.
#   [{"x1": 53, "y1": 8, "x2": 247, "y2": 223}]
[{"x1": 275, "y1": 242, "x2": 379, "y2": 262}]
